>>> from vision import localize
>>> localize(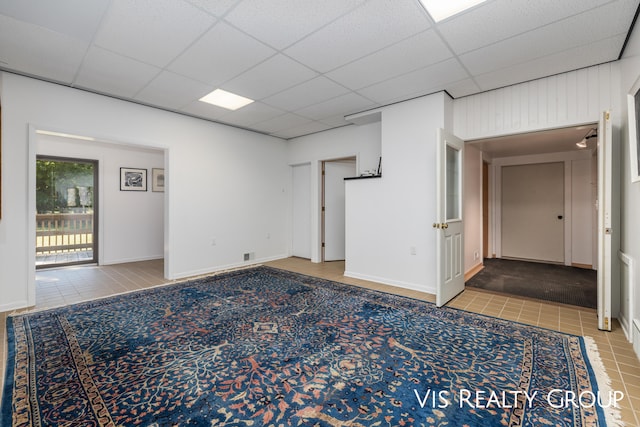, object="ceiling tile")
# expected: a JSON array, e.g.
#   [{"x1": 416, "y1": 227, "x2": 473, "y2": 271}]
[
  {"x1": 222, "y1": 54, "x2": 317, "y2": 100},
  {"x1": 168, "y1": 21, "x2": 276, "y2": 86},
  {"x1": 94, "y1": 0, "x2": 215, "y2": 68},
  {"x1": 262, "y1": 76, "x2": 350, "y2": 111},
  {"x1": 459, "y1": 1, "x2": 635, "y2": 76},
  {"x1": 184, "y1": 0, "x2": 239, "y2": 18},
  {"x1": 296, "y1": 92, "x2": 376, "y2": 120},
  {"x1": 215, "y1": 102, "x2": 287, "y2": 128},
  {"x1": 134, "y1": 70, "x2": 213, "y2": 110},
  {"x1": 74, "y1": 46, "x2": 161, "y2": 98},
  {"x1": 327, "y1": 29, "x2": 452, "y2": 90},
  {"x1": 224, "y1": 0, "x2": 366, "y2": 50},
  {"x1": 180, "y1": 99, "x2": 234, "y2": 121},
  {"x1": 357, "y1": 58, "x2": 469, "y2": 104},
  {"x1": 0, "y1": 15, "x2": 88, "y2": 84},
  {"x1": 445, "y1": 78, "x2": 482, "y2": 98},
  {"x1": 251, "y1": 113, "x2": 312, "y2": 134},
  {"x1": 271, "y1": 121, "x2": 334, "y2": 139},
  {"x1": 284, "y1": 0, "x2": 430, "y2": 72},
  {"x1": 320, "y1": 115, "x2": 352, "y2": 127},
  {"x1": 475, "y1": 35, "x2": 626, "y2": 91},
  {"x1": 438, "y1": 0, "x2": 608, "y2": 54},
  {"x1": 0, "y1": 0, "x2": 110, "y2": 41}
]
